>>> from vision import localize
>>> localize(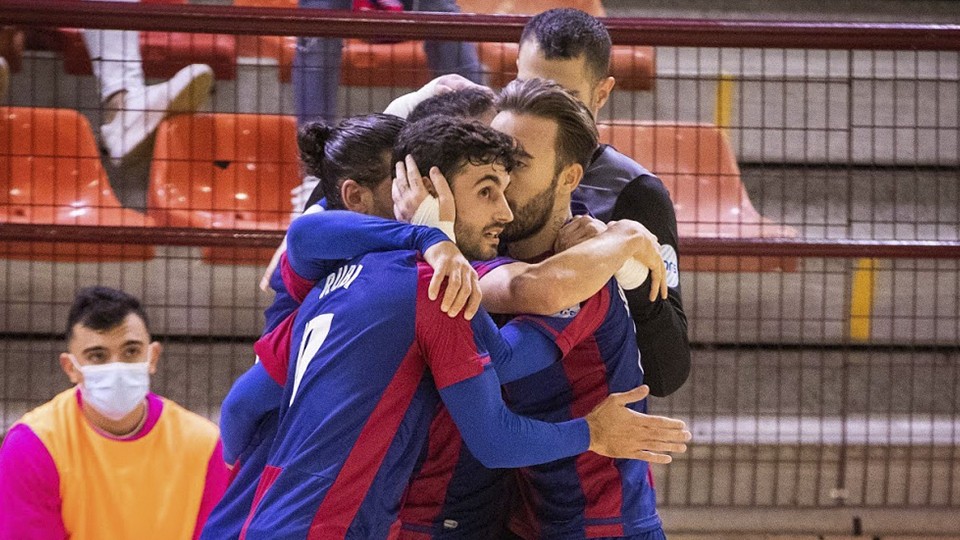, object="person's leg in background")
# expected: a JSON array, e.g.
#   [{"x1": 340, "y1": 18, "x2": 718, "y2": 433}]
[
  {"x1": 81, "y1": 0, "x2": 213, "y2": 163},
  {"x1": 290, "y1": 0, "x2": 350, "y2": 213},
  {"x1": 404, "y1": 0, "x2": 483, "y2": 84},
  {"x1": 0, "y1": 57, "x2": 8, "y2": 103},
  {"x1": 294, "y1": 0, "x2": 351, "y2": 126}
]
